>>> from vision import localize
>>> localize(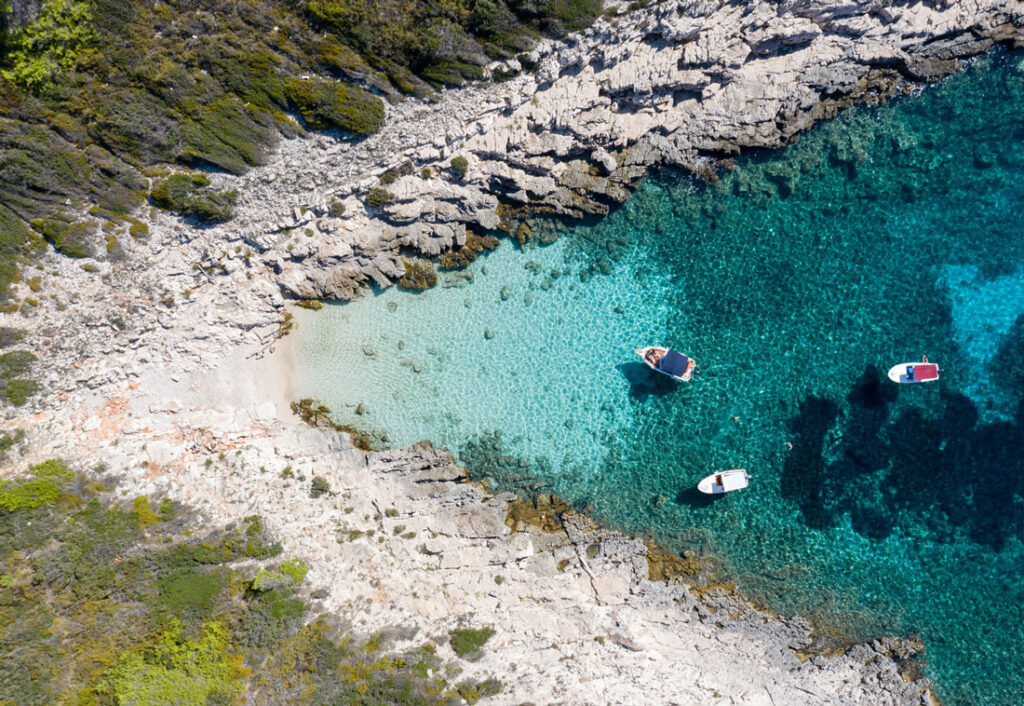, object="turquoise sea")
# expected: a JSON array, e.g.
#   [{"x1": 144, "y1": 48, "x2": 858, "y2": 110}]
[{"x1": 292, "y1": 52, "x2": 1024, "y2": 705}]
